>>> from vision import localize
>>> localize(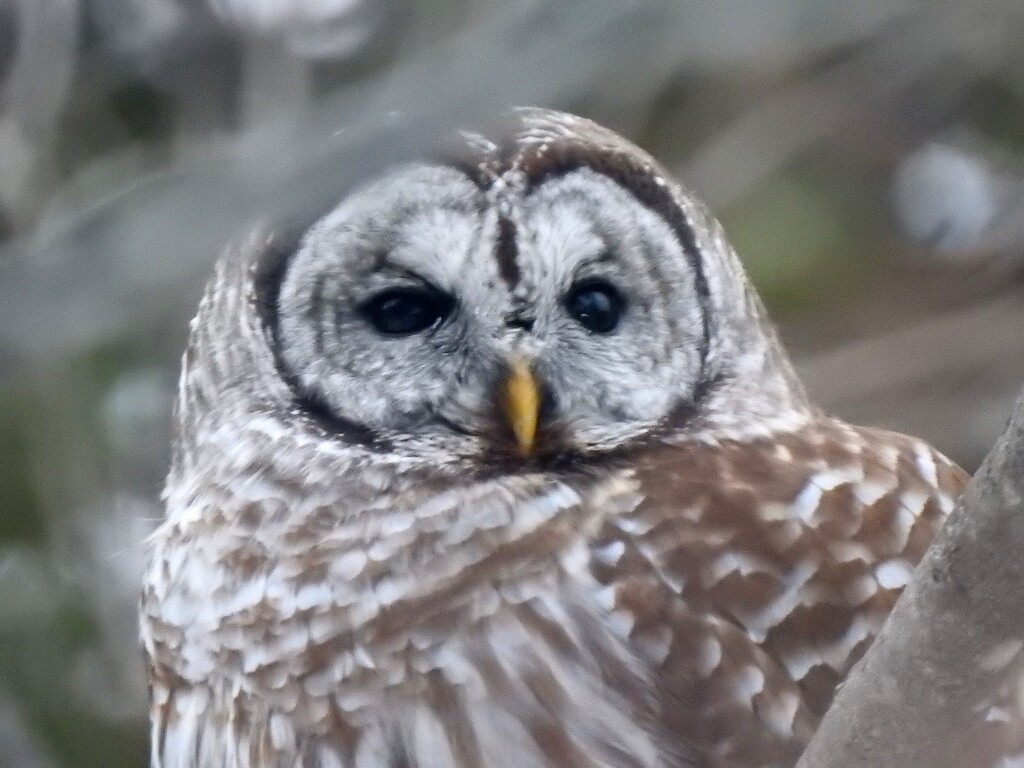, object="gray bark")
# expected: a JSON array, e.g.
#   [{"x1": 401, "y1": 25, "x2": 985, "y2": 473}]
[{"x1": 795, "y1": 385, "x2": 1024, "y2": 768}]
